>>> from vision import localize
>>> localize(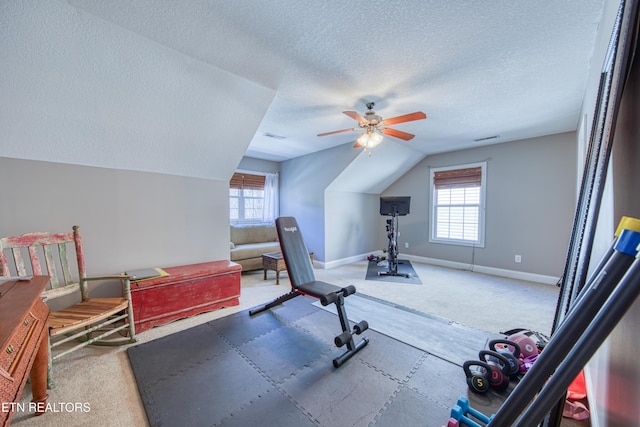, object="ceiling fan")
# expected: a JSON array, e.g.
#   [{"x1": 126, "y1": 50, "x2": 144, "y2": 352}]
[{"x1": 317, "y1": 102, "x2": 427, "y2": 151}]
